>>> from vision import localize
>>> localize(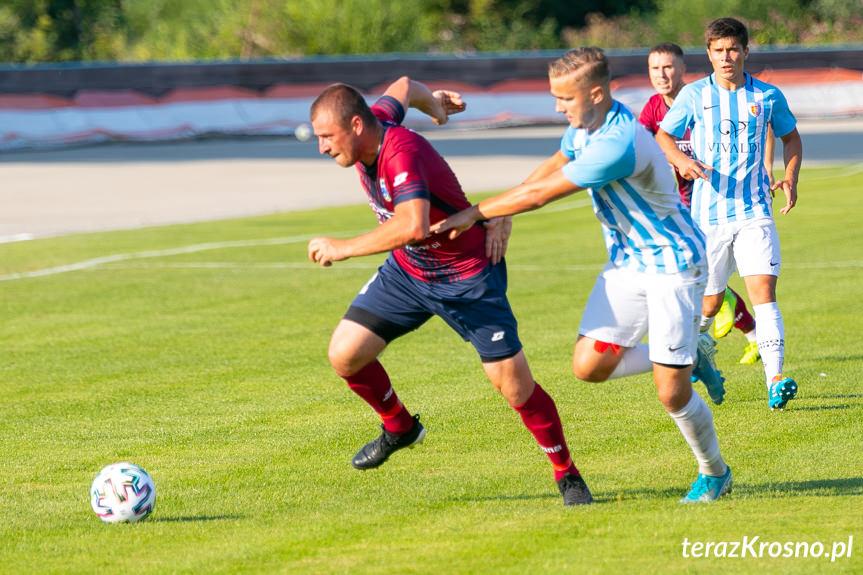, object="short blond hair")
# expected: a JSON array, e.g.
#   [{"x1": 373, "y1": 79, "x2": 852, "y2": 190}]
[{"x1": 548, "y1": 47, "x2": 610, "y2": 87}]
